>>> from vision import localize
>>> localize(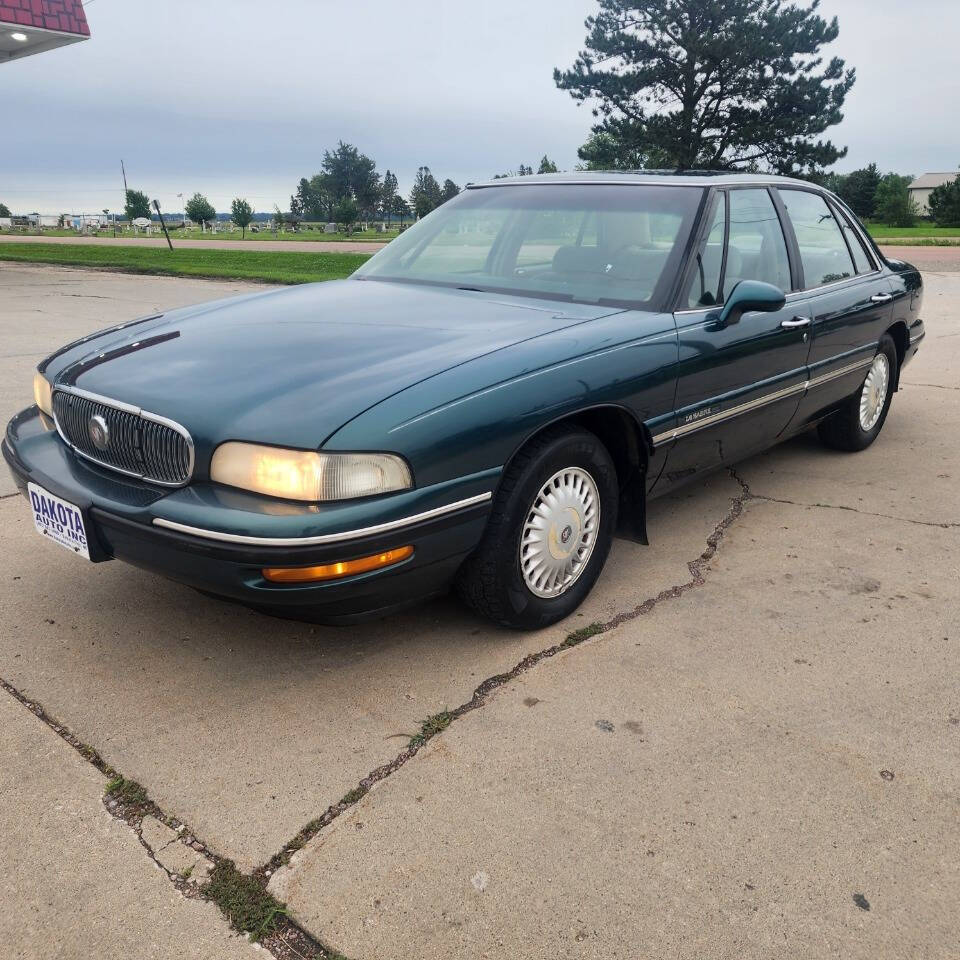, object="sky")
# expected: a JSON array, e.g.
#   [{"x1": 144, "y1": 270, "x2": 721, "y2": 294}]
[{"x1": 2, "y1": 0, "x2": 958, "y2": 215}]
